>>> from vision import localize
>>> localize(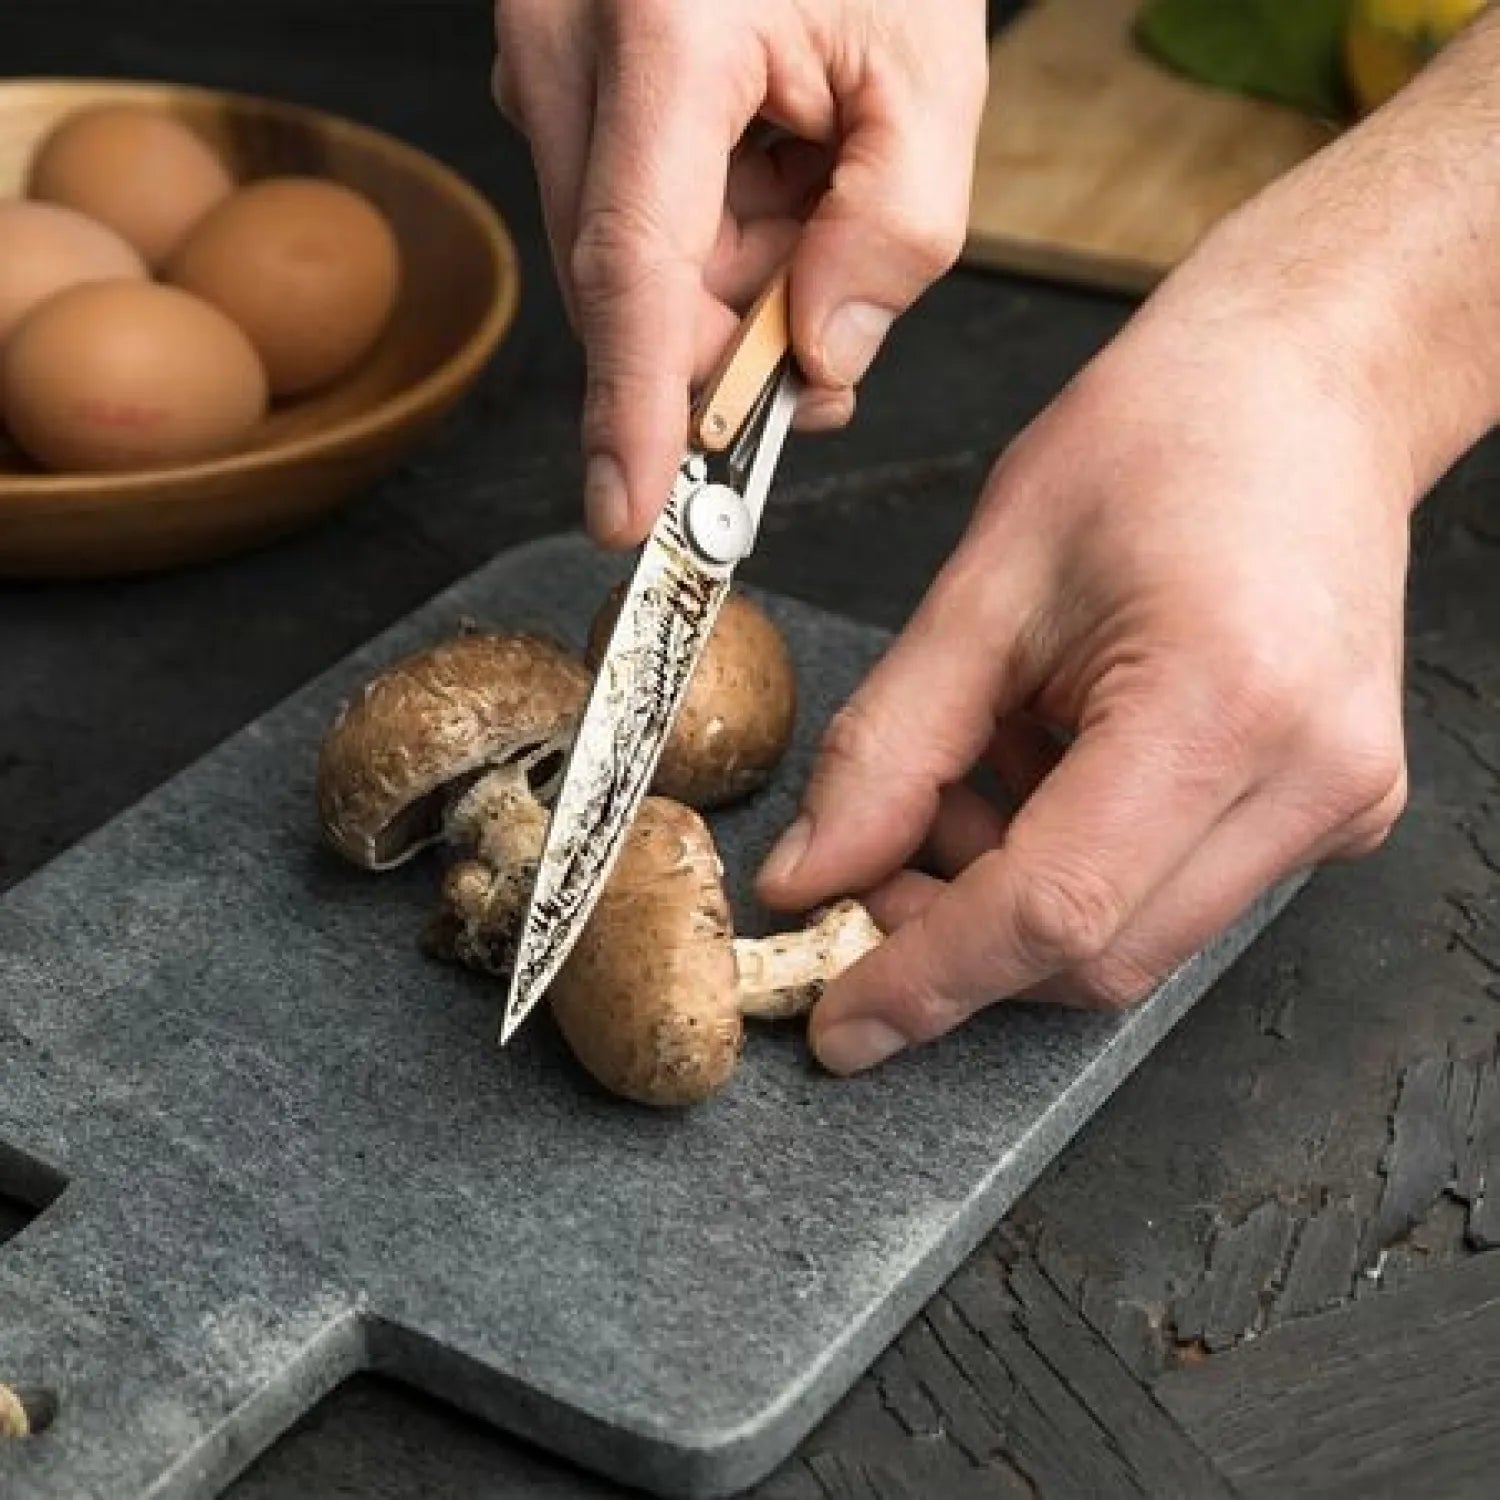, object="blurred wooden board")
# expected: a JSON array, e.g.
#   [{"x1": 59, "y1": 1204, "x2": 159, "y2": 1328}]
[{"x1": 965, "y1": 0, "x2": 1339, "y2": 294}]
